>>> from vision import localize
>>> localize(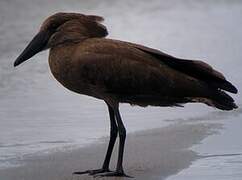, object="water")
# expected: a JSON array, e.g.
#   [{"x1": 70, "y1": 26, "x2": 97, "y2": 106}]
[
  {"x1": 167, "y1": 112, "x2": 242, "y2": 180},
  {"x1": 0, "y1": 0, "x2": 241, "y2": 177}
]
